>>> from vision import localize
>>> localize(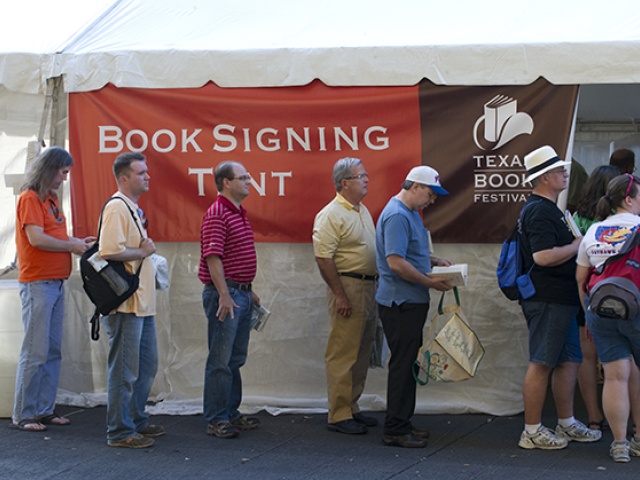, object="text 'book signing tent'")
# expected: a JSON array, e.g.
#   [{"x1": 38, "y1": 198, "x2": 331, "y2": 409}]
[{"x1": 1, "y1": 0, "x2": 640, "y2": 417}]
